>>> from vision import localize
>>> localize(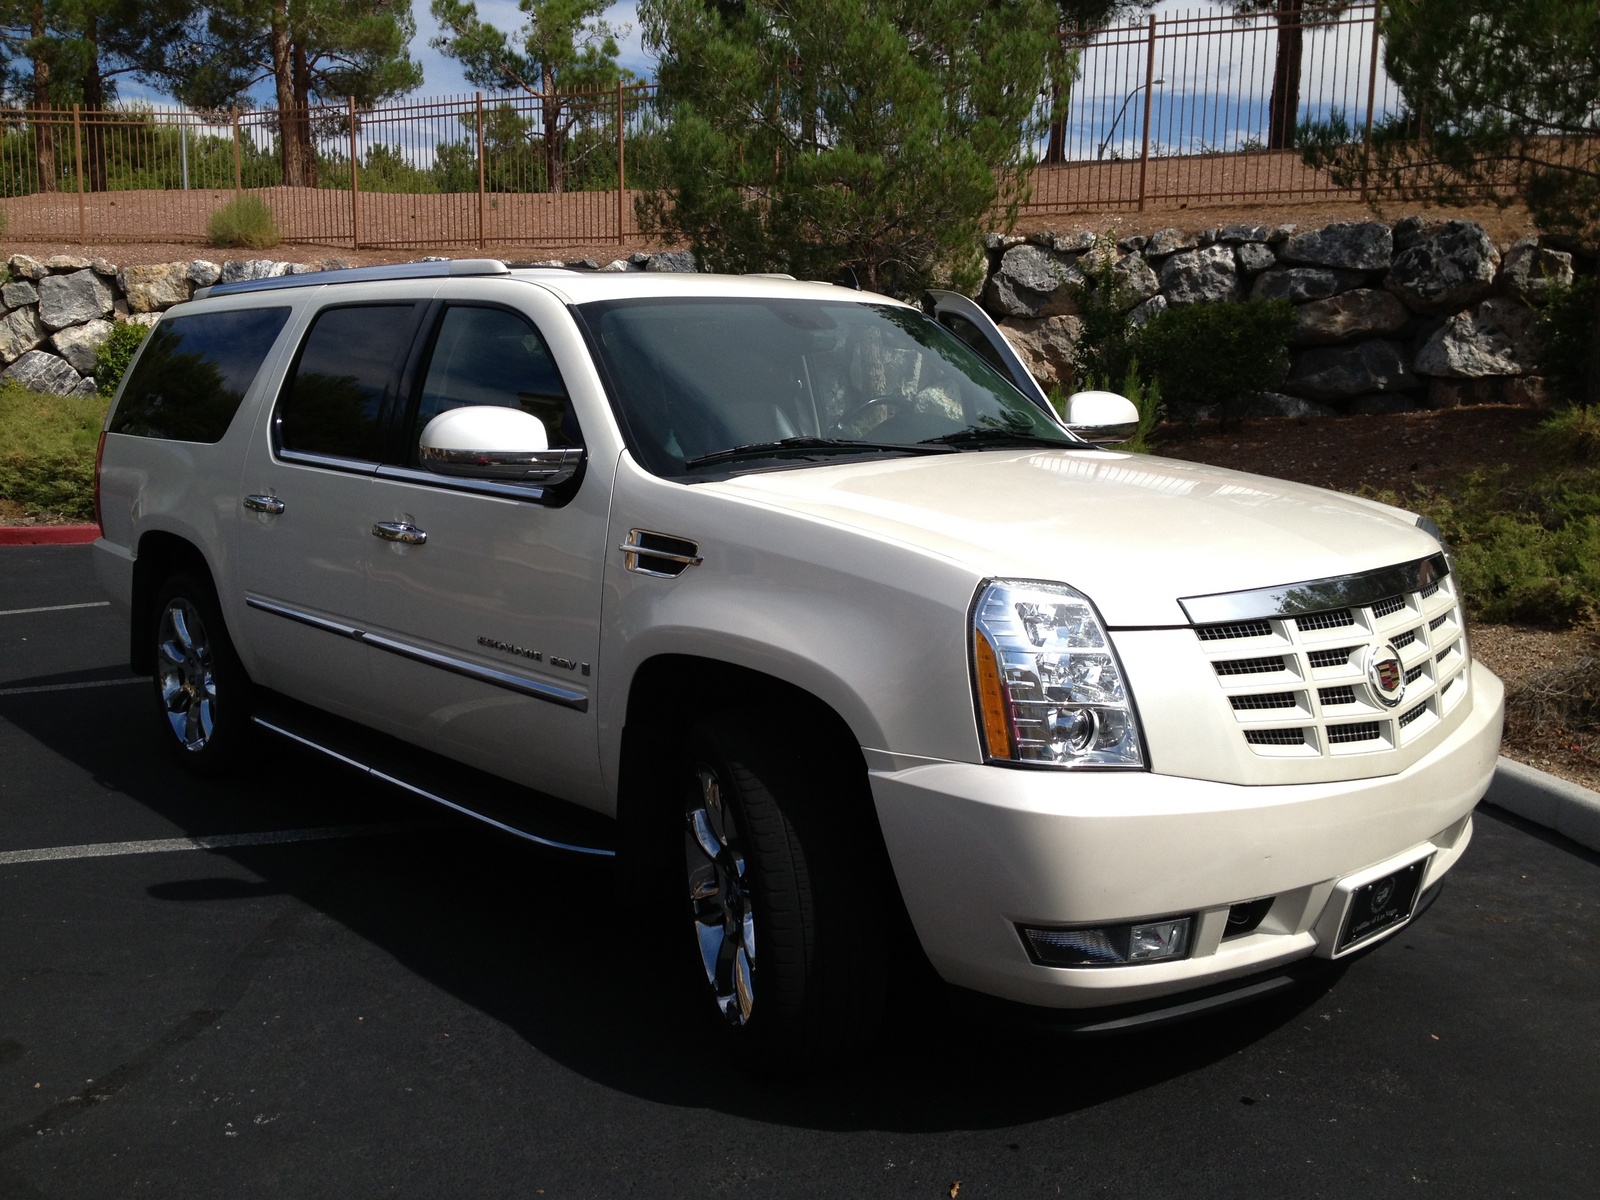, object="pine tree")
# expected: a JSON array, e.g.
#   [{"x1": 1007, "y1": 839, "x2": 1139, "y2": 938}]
[
  {"x1": 429, "y1": 0, "x2": 628, "y2": 195},
  {"x1": 638, "y1": 0, "x2": 1061, "y2": 296}
]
